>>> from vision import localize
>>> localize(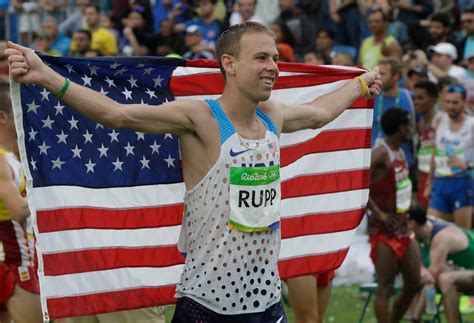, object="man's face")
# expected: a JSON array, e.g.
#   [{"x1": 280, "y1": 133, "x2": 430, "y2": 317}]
[
  {"x1": 127, "y1": 12, "x2": 145, "y2": 28},
  {"x1": 304, "y1": 52, "x2": 323, "y2": 66},
  {"x1": 444, "y1": 92, "x2": 465, "y2": 119},
  {"x1": 229, "y1": 32, "x2": 279, "y2": 103},
  {"x1": 368, "y1": 11, "x2": 385, "y2": 35},
  {"x1": 238, "y1": 0, "x2": 256, "y2": 20},
  {"x1": 160, "y1": 20, "x2": 172, "y2": 36},
  {"x1": 431, "y1": 52, "x2": 452, "y2": 70},
  {"x1": 462, "y1": 12, "x2": 474, "y2": 35},
  {"x1": 185, "y1": 33, "x2": 200, "y2": 47},
  {"x1": 378, "y1": 63, "x2": 398, "y2": 92},
  {"x1": 199, "y1": 0, "x2": 215, "y2": 18},
  {"x1": 42, "y1": 20, "x2": 58, "y2": 39},
  {"x1": 315, "y1": 31, "x2": 333, "y2": 52},
  {"x1": 278, "y1": 0, "x2": 293, "y2": 11},
  {"x1": 413, "y1": 88, "x2": 435, "y2": 115},
  {"x1": 429, "y1": 21, "x2": 445, "y2": 41},
  {"x1": 74, "y1": 32, "x2": 91, "y2": 53},
  {"x1": 85, "y1": 7, "x2": 100, "y2": 28}
]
